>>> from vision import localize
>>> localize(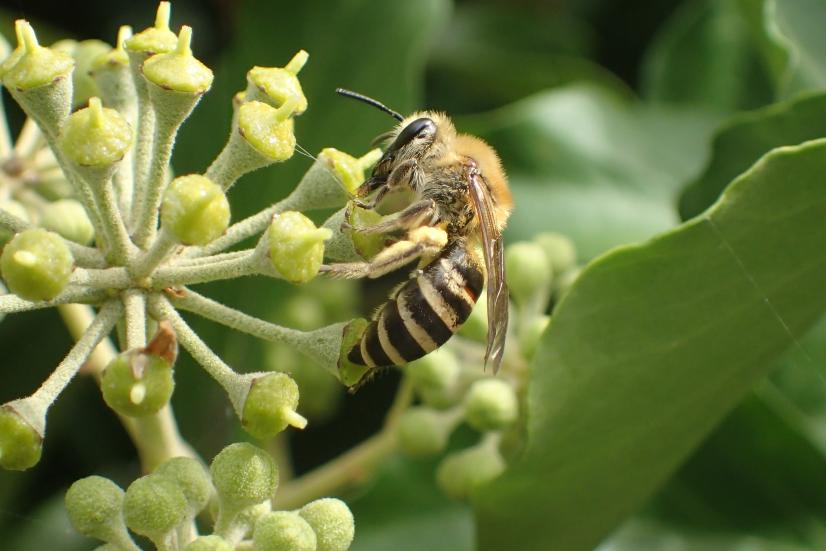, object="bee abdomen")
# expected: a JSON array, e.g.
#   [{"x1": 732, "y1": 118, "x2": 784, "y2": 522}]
[{"x1": 347, "y1": 241, "x2": 484, "y2": 368}]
